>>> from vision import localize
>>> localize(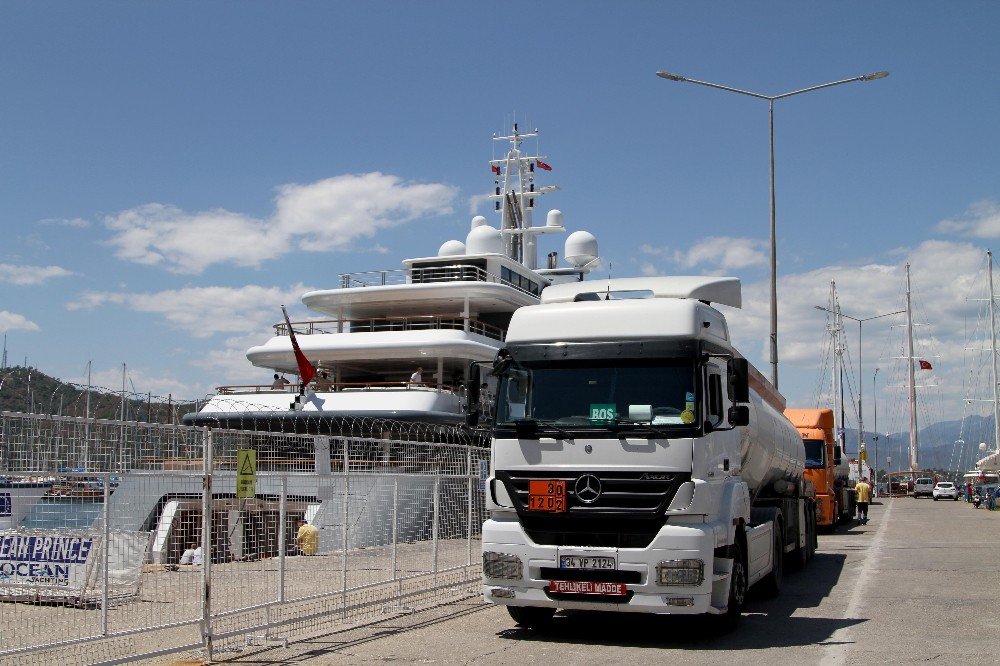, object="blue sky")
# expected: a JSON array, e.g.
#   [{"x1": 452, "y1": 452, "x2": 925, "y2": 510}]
[{"x1": 2, "y1": 2, "x2": 999, "y2": 435}]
